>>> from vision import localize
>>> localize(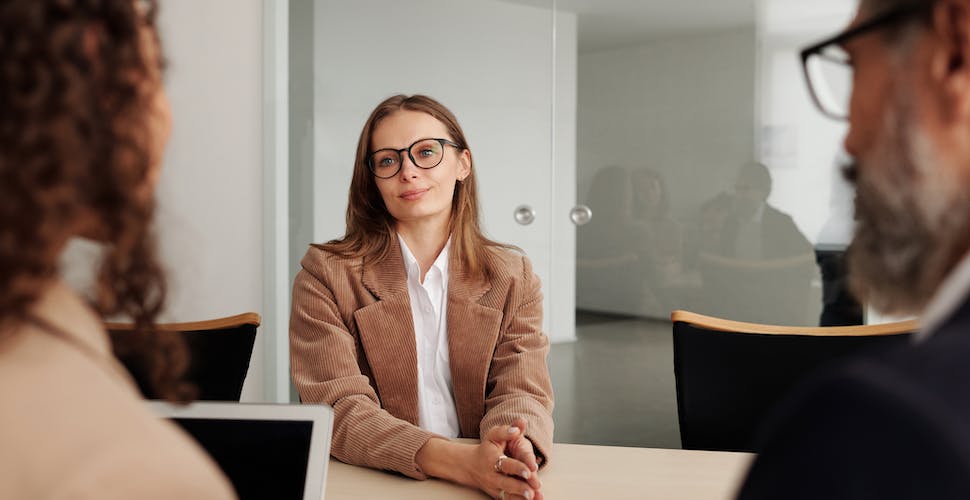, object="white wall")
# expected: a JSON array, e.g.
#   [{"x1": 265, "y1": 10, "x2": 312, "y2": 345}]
[{"x1": 155, "y1": 0, "x2": 265, "y2": 400}]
